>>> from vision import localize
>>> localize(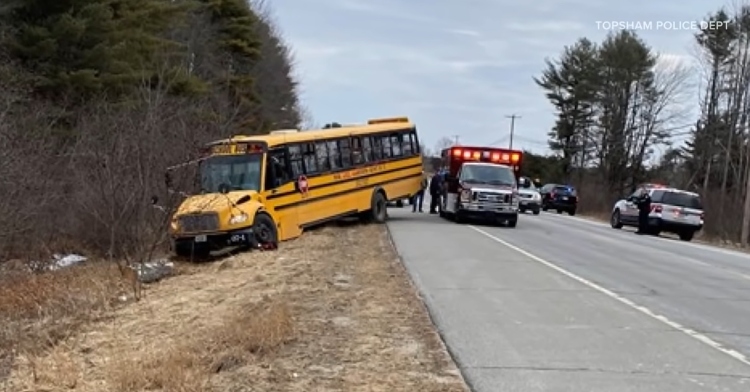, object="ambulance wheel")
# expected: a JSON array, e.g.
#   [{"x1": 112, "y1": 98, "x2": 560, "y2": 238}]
[
  {"x1": 454, "y1": 211, "x2": 463, "y2": 224},
  {"x1": 370, "y1": 191, "x2": 388, "y2": 223}
]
